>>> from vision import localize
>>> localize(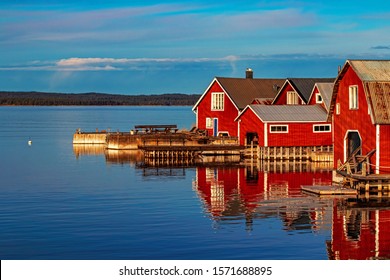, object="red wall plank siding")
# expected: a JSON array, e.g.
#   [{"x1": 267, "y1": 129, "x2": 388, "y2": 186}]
[
  {"x1": 379, "y1": 125, "x2": 390, "y2": 172},
  {"x1": 238, "y1": 108, "x2": 332, "y2": 147},
  {"x1": 332, "y1": 66, "x2": 377, "y2": 170},
  {"x1": 273, "y1": 83, "x2": 304, "y2": 105},
  {"x1": 266, "y1": 122, "x2": 332, "y2": 147},
  {"x1": 196, "y1": 81, "x2": 239, "y2": 137},
  {"x1": 237, "y1": 108, "x2": 265, "y2": 146},
  {"x1": 308, "y1": 86, "x2": 327, "y2": 110}
]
